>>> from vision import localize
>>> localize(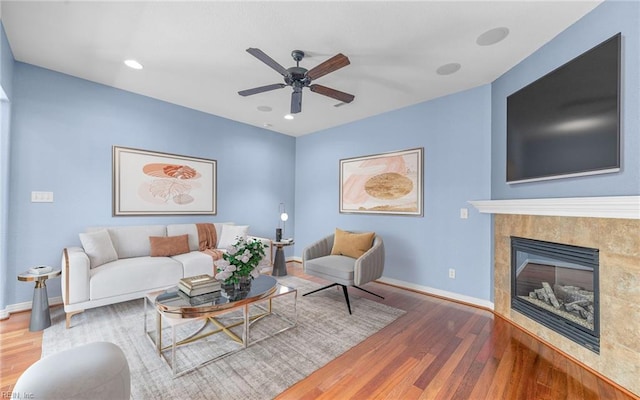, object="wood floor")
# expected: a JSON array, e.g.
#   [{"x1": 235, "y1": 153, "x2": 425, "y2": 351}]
[{"x1": 1, "y1": 263, "x2": 637, "y2": 399}]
